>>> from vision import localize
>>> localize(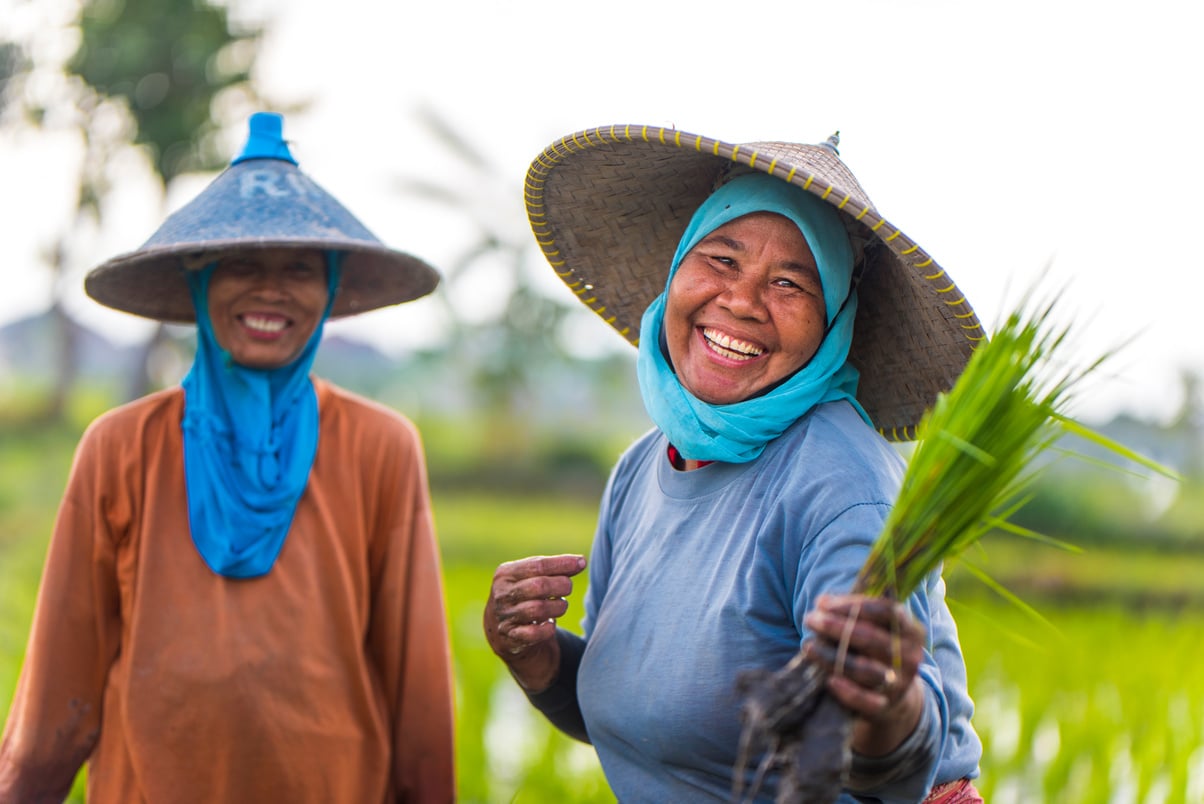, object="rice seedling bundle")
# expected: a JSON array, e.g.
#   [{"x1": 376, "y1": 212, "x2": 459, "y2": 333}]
[{"x1": 732, "y1": 293, "x2": 1175, "y2": 803}]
